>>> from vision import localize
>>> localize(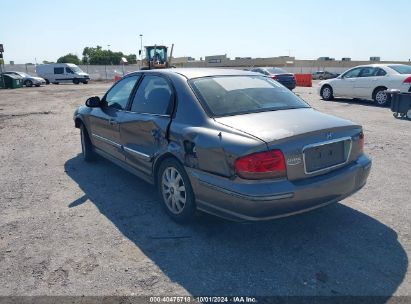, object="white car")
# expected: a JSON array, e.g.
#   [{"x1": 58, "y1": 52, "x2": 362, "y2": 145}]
[{"x1": 318, "y1": 64, "x2": 411, "y2": 106}]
